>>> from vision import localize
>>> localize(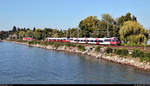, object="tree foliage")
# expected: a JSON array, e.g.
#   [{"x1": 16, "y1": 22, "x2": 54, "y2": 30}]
[
  {"x1": 119, "y1": 21, "x2": 148, "y2": 45},
  {"x1": 117, "y1": 12, "x2": 137, "y2": 26},
  {"x1": 79, "y1": 16, "x2": 99, "y2": 37}
]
